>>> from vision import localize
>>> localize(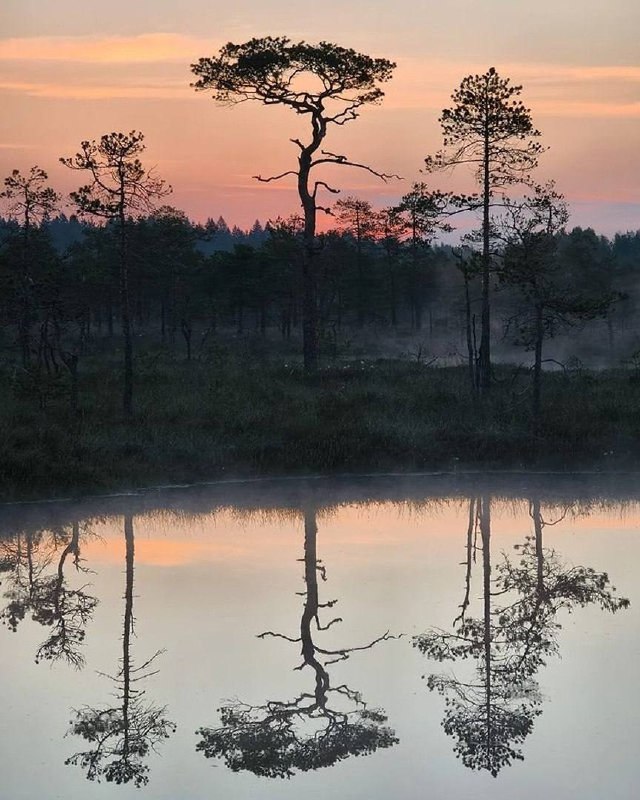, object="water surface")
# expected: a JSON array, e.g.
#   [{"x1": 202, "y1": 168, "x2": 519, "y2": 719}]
[{"x1": 0, "y1": 475, "x2": 637, "y2": 799}]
